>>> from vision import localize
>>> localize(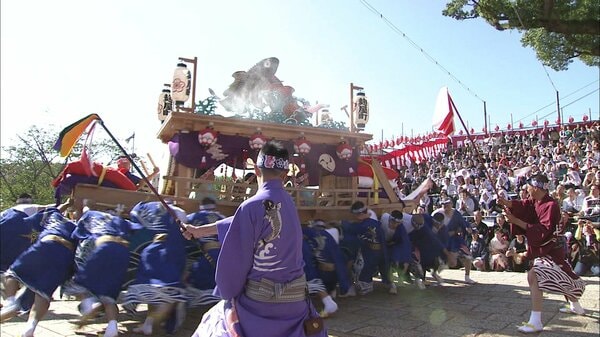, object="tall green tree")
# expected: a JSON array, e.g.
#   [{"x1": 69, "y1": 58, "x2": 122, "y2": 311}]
[
  {"x1": 443, "y1": 0, "x2": 600, "y2": 70},
  {"x1": 0, "y1": 126, "x2": 122, "y2": 209}
]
